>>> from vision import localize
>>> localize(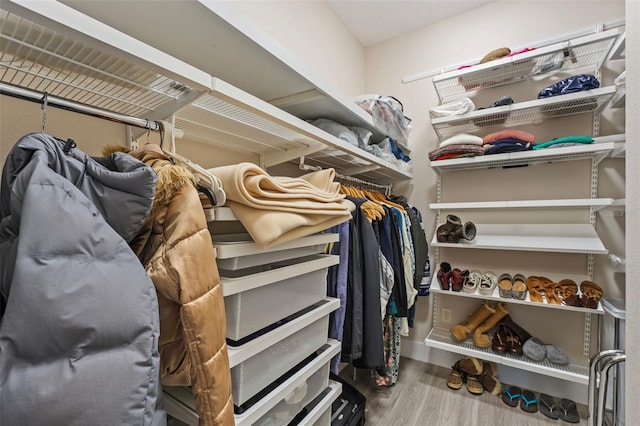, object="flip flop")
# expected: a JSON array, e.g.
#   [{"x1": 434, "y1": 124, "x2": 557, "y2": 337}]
[
  {"x1": 520, "y1": 389, "x2": 538, "y2": 413},
  {"x1": 501, "y1": 386, "x2": 521, "y2": 407},
  {"x1": 560, "y1": 398, "x2": 580, "y2": 423},
  {"x1": 539, "y1": 393, "x2": 561, "y2": 420}
]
